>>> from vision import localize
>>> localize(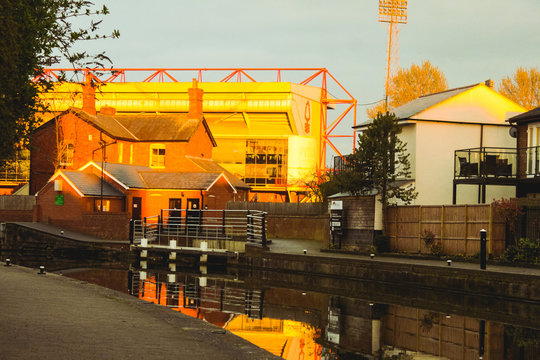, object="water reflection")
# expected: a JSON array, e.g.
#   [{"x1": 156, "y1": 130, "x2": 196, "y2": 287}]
[
  {"x1": 128, "y1": 267, "x2": 540, "y2": 360},
  {"x1": 2, "y1": 252, "x2": 539, "y2": 359}
]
